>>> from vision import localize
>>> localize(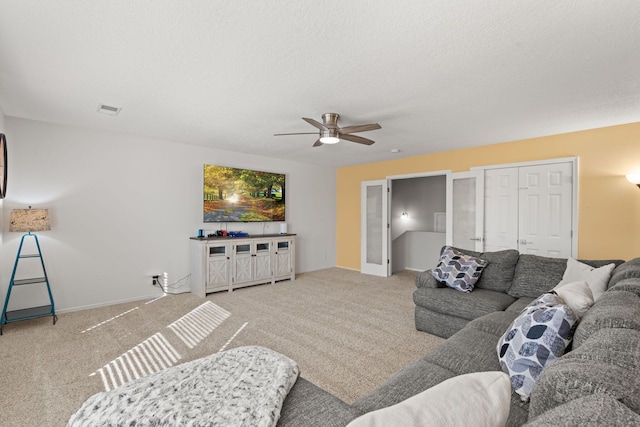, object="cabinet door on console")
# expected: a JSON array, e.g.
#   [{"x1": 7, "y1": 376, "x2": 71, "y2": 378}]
[
  {"x1": 233, "y1": 243, "x2": 253, "y2": 284},
  {"x1": 207, "y1": 243, "x2": 230, "y2": 292},
  {"x1": 254, "y1": 241, "x2": 273, "y2": 282},
  {"x1": 275, "y1": 239, "x2": 293, "y2": 280}
]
